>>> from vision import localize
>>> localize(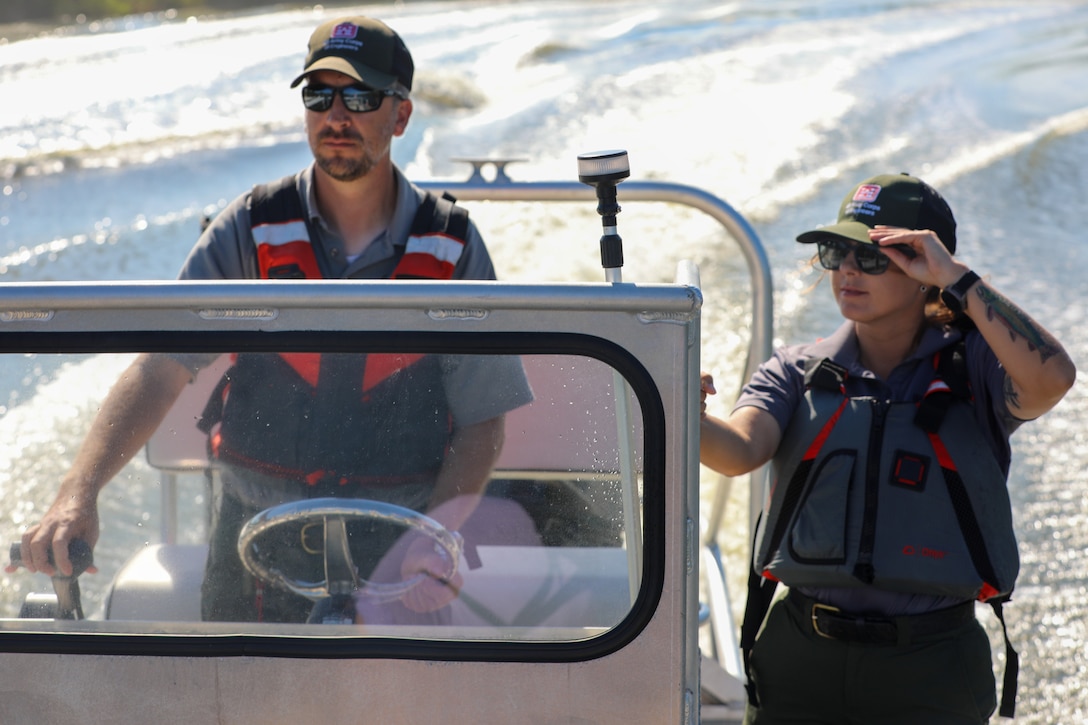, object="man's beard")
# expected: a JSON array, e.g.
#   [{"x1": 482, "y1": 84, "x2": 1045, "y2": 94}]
[{"x1": 313, "y1": 130, "x2": 376, "y2": 182}]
